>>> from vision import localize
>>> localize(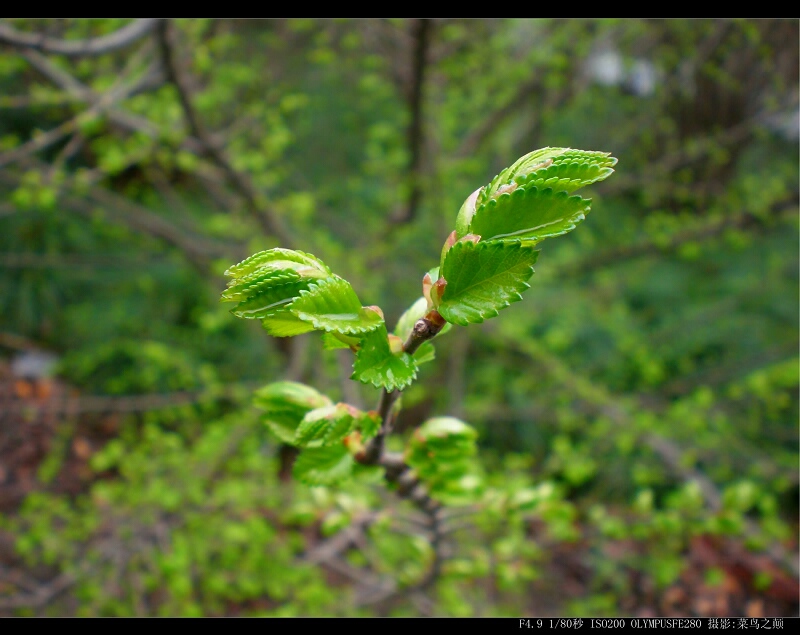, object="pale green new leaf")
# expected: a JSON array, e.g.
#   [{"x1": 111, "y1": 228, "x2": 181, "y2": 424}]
[
  {"x1": 261, "y1": 309, "x2": 316, "y2": 337},
  {"x1": 469, "y1": 186, "x2": 592, "y2": 246},
  {"x1": 289, "y1": 277, "x2": 384, "y2": 335},
  {"x1": 321, "y1": 332, "x2": 359, "y2": 350},
  {"x1": 231, "y1": 279, "x2": 310, "y2": 319},
  {"x1": 393, "y1": 293, "x2": 451, "y2": 340},
  {"x1": 253, "y1": 381, "x2": 332, "y2": 444},
  {"x1": 221, "y1": 269, "x2": 302, "y2": 303},
  {"x1": 413, "y1": 341, "x2": 436, "y2": 366},
  {"x1": 224, "y1": 248, "x2": 332, "y2": 279},
  {"x1": 358, "y1": 411, "x2": 382, "y2": 441},
  {"x1": 293, "y1": 445, "x2": 354, "y2": 485},
  {"x1": 294, "y1": 403, "x2": 361, "y2": 448},
  {"x1": 406, "y1": 417, "x2": 481, "y2": 503},
  {"x1": 437, "y1": 241, "x2": 538, "y2": 326},
  {"x1": 393, "y1": 296, "x2": 428, "y2": 341},
  {"x1": 478, "y1": 147, "x2": 615, "y2": 206},
  {"x1": 409, "y1": 417, "x2": 478, "y2": 453},
  {"x1": 515, "y1": 159, "x2": 616, "y2": 194},
  {"x1": 352, "y1": 325, "x2": 418, "y2": 390}
]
